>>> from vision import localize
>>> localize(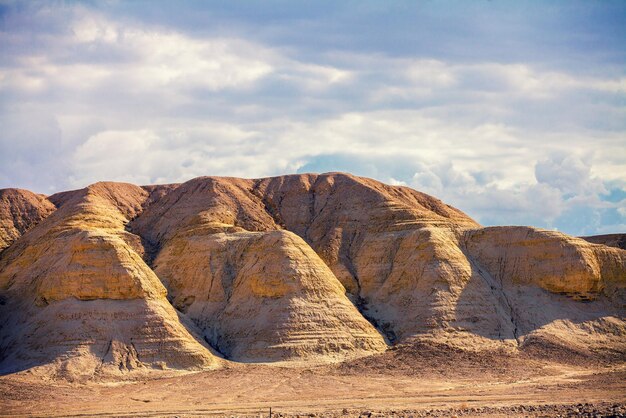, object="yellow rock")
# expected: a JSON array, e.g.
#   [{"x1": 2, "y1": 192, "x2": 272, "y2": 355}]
[
  {"x1": 1, "y1": 173, "x2": 624, "y2": 378},
  {"x1": 0, "y1": 182, "x2": 220, "y2": 378},
  {"x1": 0, "y1": 188, "x2": 55, "y2": 253},
  {"x1": 154, "y1": 229, "x2": 387, "y2": 362}
]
